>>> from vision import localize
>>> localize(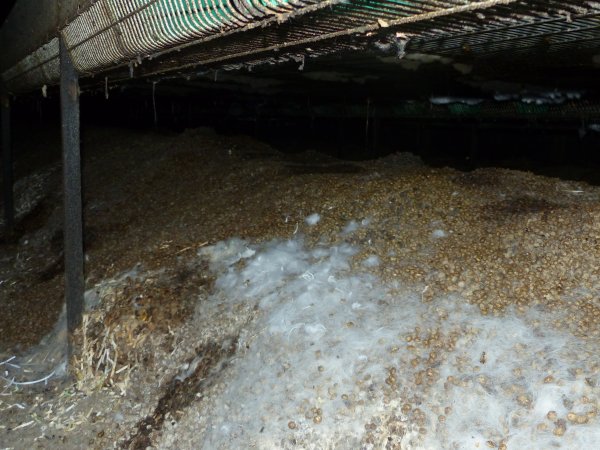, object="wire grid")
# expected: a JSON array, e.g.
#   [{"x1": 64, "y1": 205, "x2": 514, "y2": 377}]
[
  {"x1": 2, "y1": 0, "x2": 329, "y2": 90},
  {"x1": 135, "y1": 0, "x2": 600, "y2": 75},
  {"x1": 2, "y1": 0, "x2": 600, "y2": 92},
  {"x1": 64, "y1": 0, "x2": 316, "y2": 73}
]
